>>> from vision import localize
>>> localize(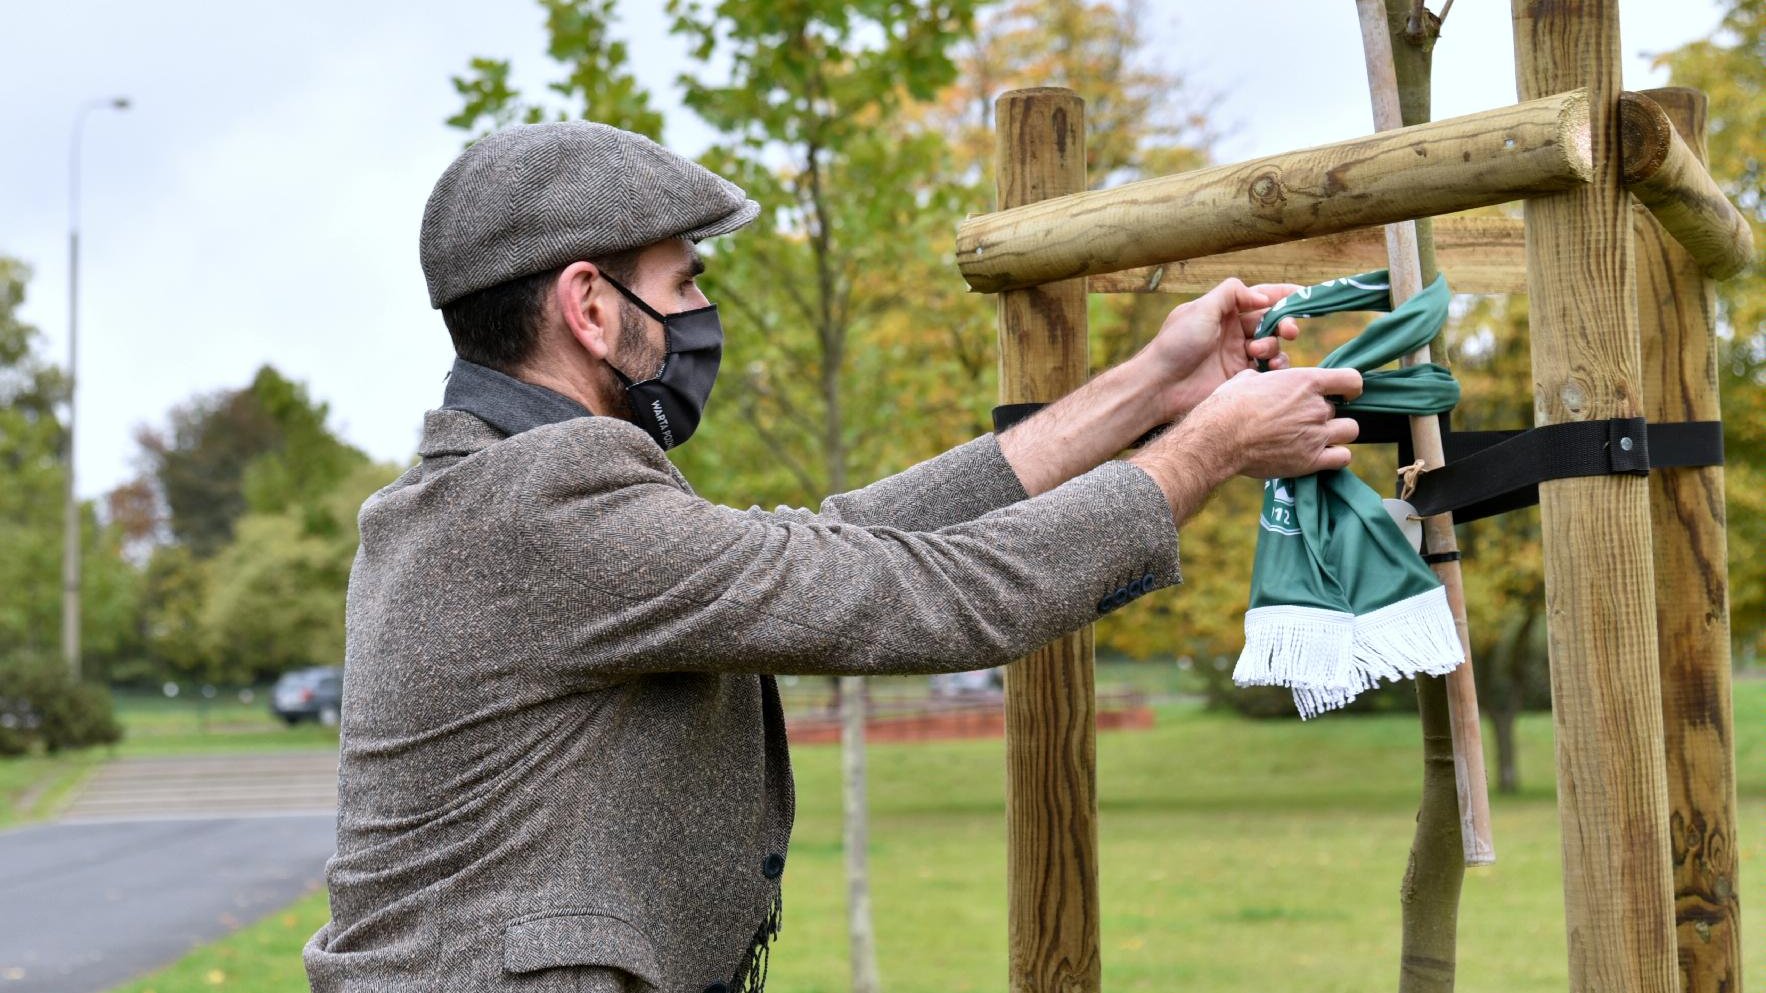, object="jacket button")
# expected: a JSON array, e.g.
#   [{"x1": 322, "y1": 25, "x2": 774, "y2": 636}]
[
  {"x1": 704, "y1": 984, "x2": 729, "y2": 993},
  {"x1": 762, "y1": 853, "x2": 786, "y2": 879}
]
